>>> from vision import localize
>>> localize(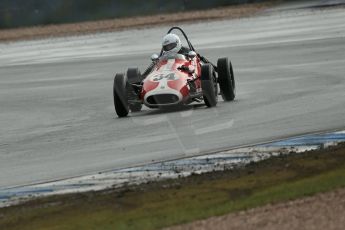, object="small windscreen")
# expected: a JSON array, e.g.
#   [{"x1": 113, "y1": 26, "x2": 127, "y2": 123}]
[{"x1": 160, "y1": 53, "x2": 186, "y2": 60}]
